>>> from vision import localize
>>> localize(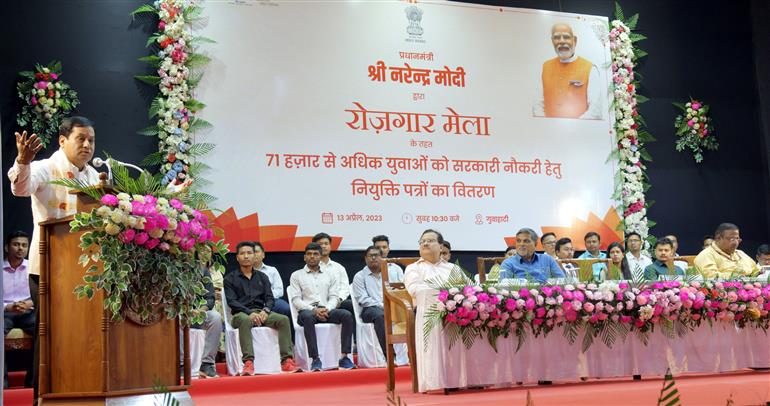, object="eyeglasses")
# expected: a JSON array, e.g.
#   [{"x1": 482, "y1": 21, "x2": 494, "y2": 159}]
[
  {"x1": 543, "y1": 241, "x2": 556, "y2": 246},
  {"x1": 727, "y1": 237, "x2": 742, "y2": 243},
  {"x1": 418, "y1": 238, "x2": 438, "y2": 245},
  {"x1": 551, "y1": 34, "x2": 573, "y2": 41},
  {"x1": 366, "y1": 254, "x2": 382, "y2": 259}
]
